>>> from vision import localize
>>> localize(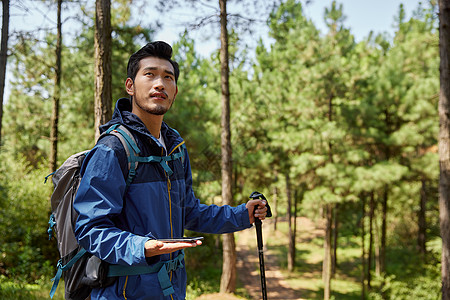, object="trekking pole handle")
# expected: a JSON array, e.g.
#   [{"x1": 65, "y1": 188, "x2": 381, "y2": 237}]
[{"x1": 249, "y1": 191, "x2": 272, "y2": 223}]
